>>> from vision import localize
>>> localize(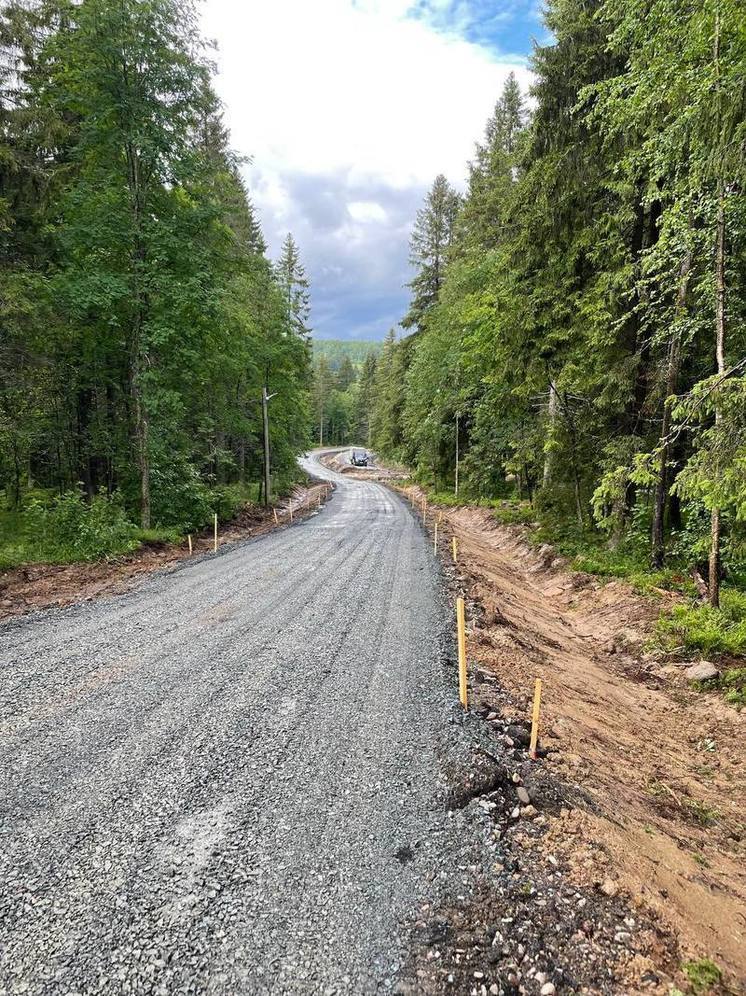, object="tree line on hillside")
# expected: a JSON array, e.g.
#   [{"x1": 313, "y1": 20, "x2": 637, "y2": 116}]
[
  {"x1": 312, "y1": 349, "x2": 378, "y2": 447},
  {"x1": 362, "y1": 0, "x2": 745, "y2": 608},
  {"x1": 0, "y1": 0, "x2": 312, "y2": 548}
]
